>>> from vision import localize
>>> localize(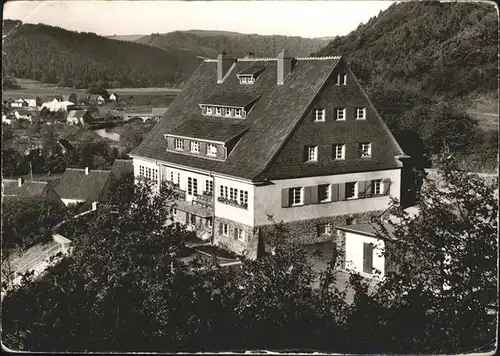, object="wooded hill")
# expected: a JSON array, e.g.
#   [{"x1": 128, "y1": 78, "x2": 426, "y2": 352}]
[
  {"x1": 316, "y1": 1, "x2": 498, "y2": 172},
  {"x1": 2, "y1": 20, "x2": 202, "y2": 88},
  {"x1": 135, "y1": 30, "x2": 328, "y2": 58}
]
